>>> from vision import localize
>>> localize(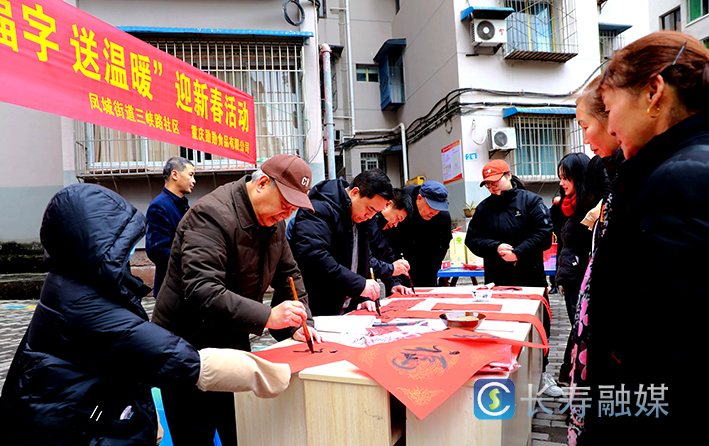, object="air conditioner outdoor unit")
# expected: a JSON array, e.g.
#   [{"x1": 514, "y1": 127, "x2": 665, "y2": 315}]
[
  {"x1": 488, "y1": 127, "x2": 517, "y2": 152},
  {"x1": 470, "y1": 19, "x2": 506, "y2": 47}
]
